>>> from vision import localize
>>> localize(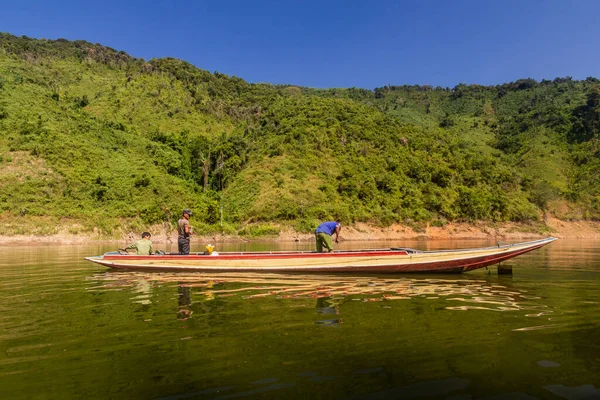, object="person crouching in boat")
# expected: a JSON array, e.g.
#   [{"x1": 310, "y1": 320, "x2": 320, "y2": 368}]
[
  {"x1": 120, "y1": 232, "x2": 154, "y2": 255},
  {"x1": 178, "y1": 209, "x2": 194, "y2": 255},
  {"x1": 315, "y1": 221, "x2": 341, "y2": 253}
]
